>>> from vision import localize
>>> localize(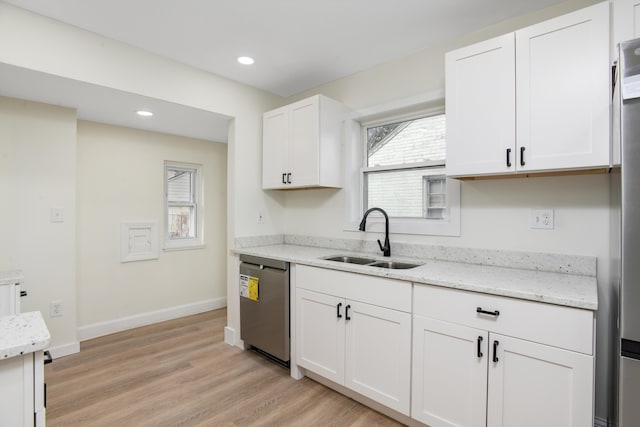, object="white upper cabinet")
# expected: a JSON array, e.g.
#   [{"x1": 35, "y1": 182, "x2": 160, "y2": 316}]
[
  {"x1": 516, "y1": 3, "x2": 610, "y2": 172},
  {"x1": 614, "y1": 0, "x2": 640, "y2": 48},
  {"x1": 446, "y1": 2, "x2": 610, "y2": 178},
  {"x1": 262, "y1": 95, "x2": 344, "y2": 190},
  {"x1": 446, "y1": 34, "x2": 516, "y2": 177}
]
